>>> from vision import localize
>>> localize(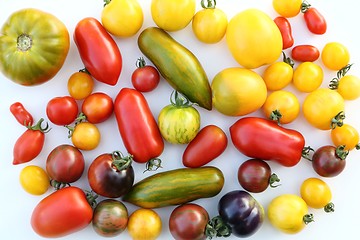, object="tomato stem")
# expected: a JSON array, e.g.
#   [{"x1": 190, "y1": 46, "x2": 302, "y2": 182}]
[
  {"x1": 17, "y1": 33, "x2": 32, "y2": 51},
  {"x1": 112, "y1": 151, "x2": 133, "y2": 171},
  {"x1": 269, "y1": 109, "x2": 282, "y2": 125},
  {"x1": 103, "y1": 0, "x2": 111, "y2": 7},
  {"x1": 329, "y1": 64, "x2": 353, "y2": 90},
  {"x1": 136, "y1": 57, "x2": 147, "y2": 68},
  {"x1": 79, "y1": 68, "x2": 91, "y2": 75},
  {"x1": 269, "y1": 173, "x2": 281, "y2": 188},
  {"x1": 50, "y1": 179, "x2": 70, "y2": 190},
  {"x1": 335, "y1": 145, "x2": 349, "y2": 160},
  {"x1": 302, "y1": 146, "x2": 314, "y2": 161},
  {"x1": 330, "y1": 111, "x2": 345, "y2": 129},
  {"x1": 206, "y1": 216, "x2": 232, "y2": 239},
  {"x1": 300, "y1": 1, "x2": 311, "y2": 13},
  {"x1": 201, "y1": 0, "x2": 216, "y2": 9},
  {"x1": 84, "y1": 190, "x2": 98, "y2": 209},
  {"x1": 303, "y1": 213, "x2": 314, "y2": 225},
  {"x1": 282, "y1": 51, "x2": 294, "y2": 68},
  {"x1": 324, "y1": 202, "x2": 335, "y2": 213},
  {"x1": 170, "y1": 91, "x2": 192, "y2": 107},
  {"x1": 144, "y1": 158, "x2": 162, "y2": 173},
  {"x1": 28, "y1": 118, "x2": 51, "y2": 133}
]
